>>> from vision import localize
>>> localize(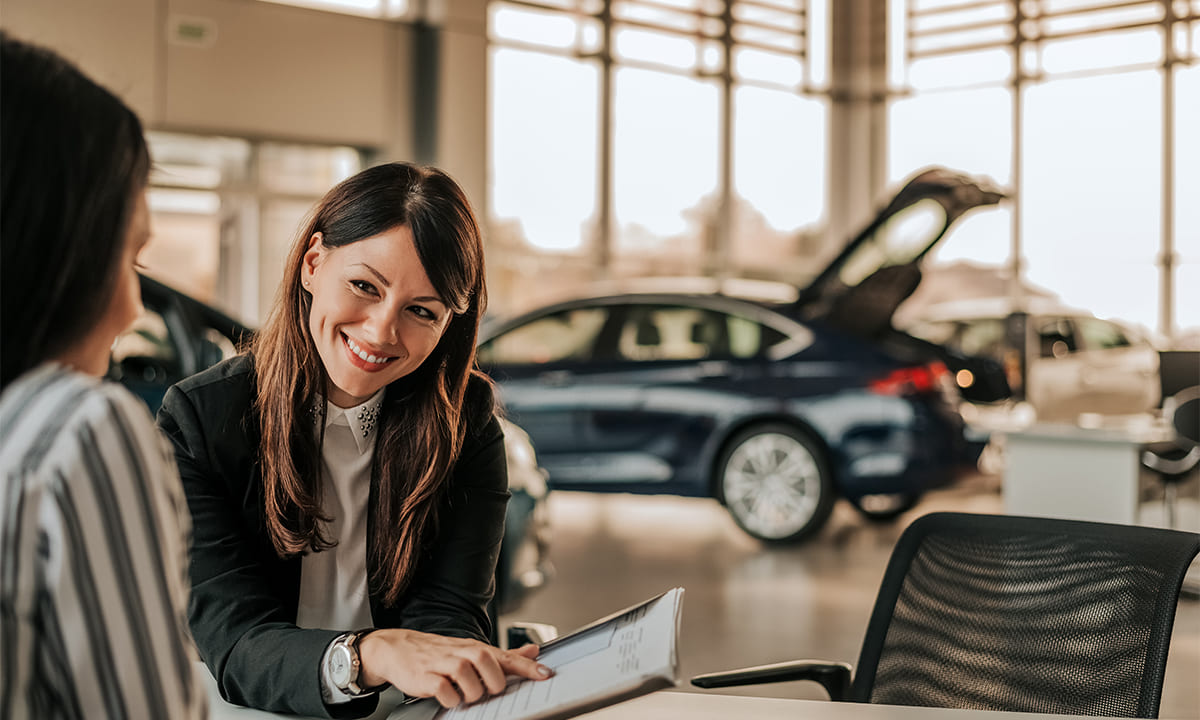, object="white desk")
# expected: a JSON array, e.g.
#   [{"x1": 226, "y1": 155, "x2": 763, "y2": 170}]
[
  {"x1": 578, "y1": 692, "x2": 1139, "y2": 719},
  {"x1": 205, "y1": 675, "x2": 1138, "y2": 720},
  {"x1": 1003, "y1": 421, "x2": 1173, "y2": 525}
]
